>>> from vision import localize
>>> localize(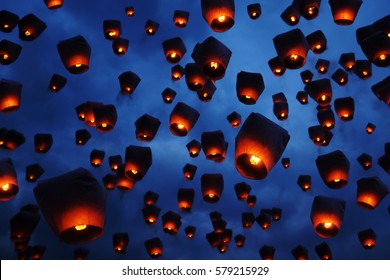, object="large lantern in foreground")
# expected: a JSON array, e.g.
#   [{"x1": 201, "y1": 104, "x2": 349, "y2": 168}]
[
  {"x1": 34, "y1": 168, "x2": 106, "y2": 243},
  {"x1": 57, "y1": 35, "x2": 91, "y2": 74},
  {"x1": 316, "y1": 150, "x2": 350, "y2": 189},
  {"x1": 356, "y1": 176, "x2": 389, "y2": 210},
  {"x1": 0, "y1": 157, "x2": 18, "y2": 201},
  {"x1": 201, "y1": 0, "x2": 235, "y2": 33},
  {"x1": 328, "y1": 0, "x2": 362, "y2": 25},
  {"x1": 235, "y1": 112, "x2": 290, "y2": 180},
  {"x1": 169, "y1": 102, "x2": 200, "y2": 136}
]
